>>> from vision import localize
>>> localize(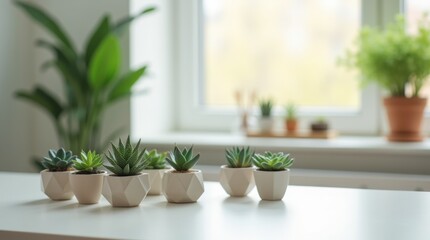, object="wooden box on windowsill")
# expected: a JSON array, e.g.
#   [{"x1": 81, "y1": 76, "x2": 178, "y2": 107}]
[{"x1": 246, "y1": 130, "x2": 338, "y2": 139}]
